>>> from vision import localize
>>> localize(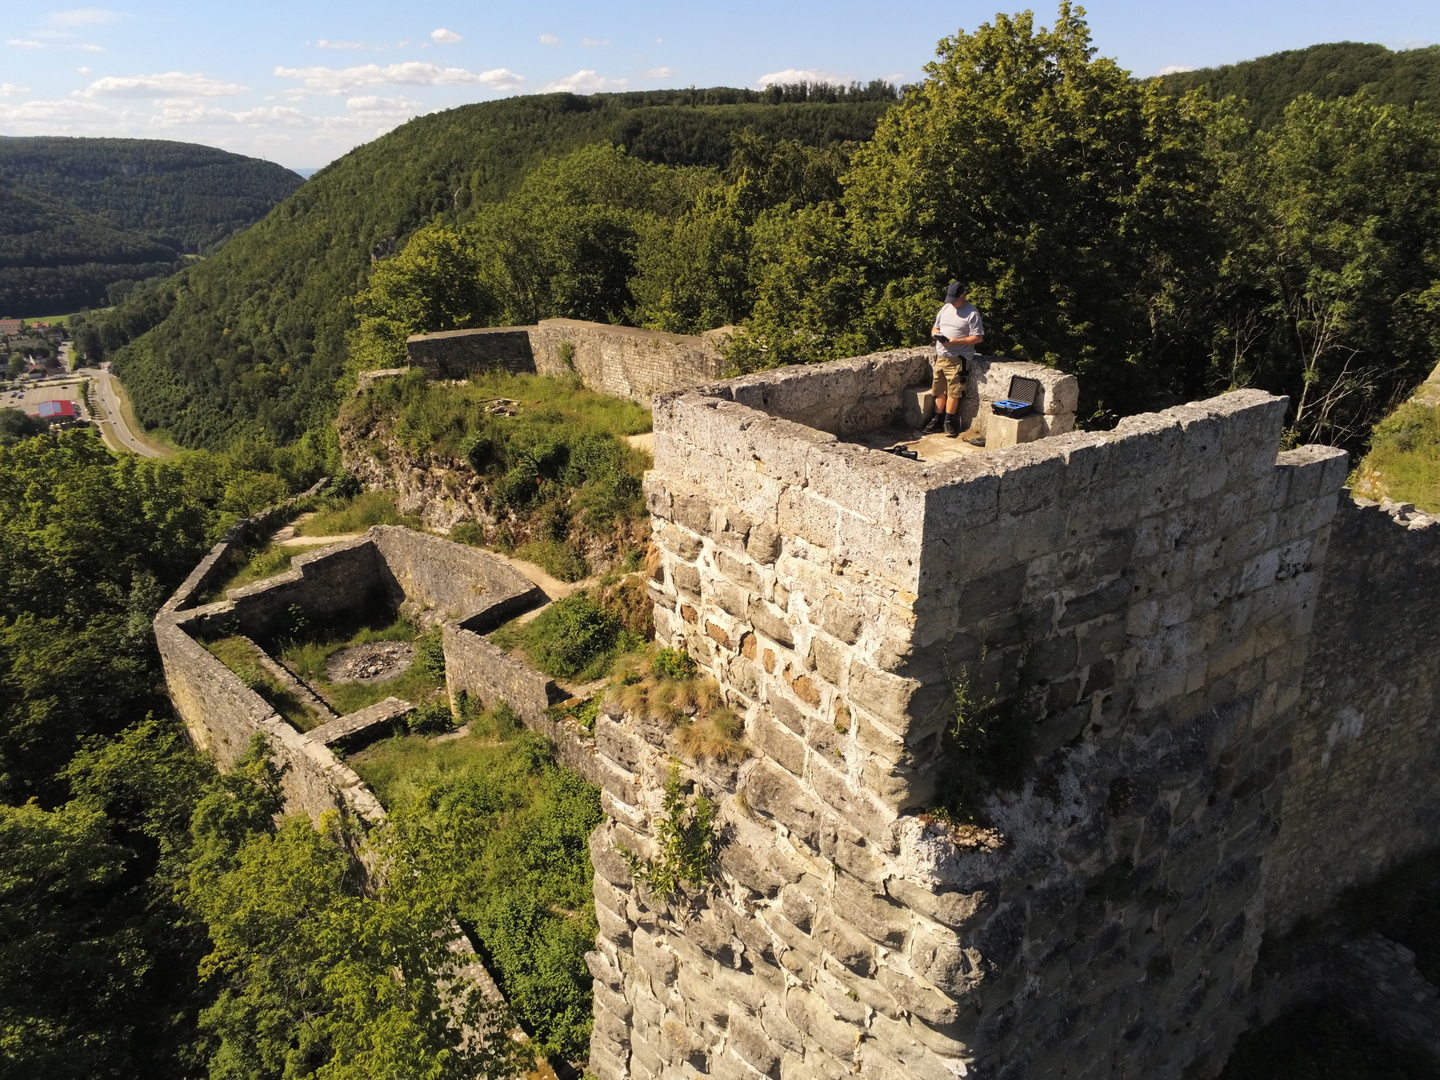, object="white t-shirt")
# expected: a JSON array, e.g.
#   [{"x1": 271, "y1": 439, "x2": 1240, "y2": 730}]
[{"x1": 933, "y1": 302, "x2": 984, "y2": 361}]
